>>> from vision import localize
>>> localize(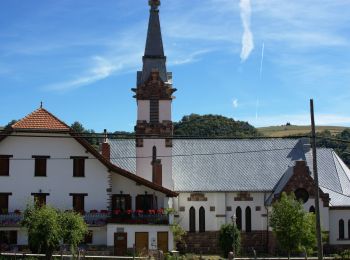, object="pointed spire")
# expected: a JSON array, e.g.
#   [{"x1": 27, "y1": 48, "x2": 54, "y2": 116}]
[
  {"x1": 137, "y1": 0, "x2": 169, "y2": 85},
  {"x1": 145, "y1": 0, "x2": 164, "y2": 58}
]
